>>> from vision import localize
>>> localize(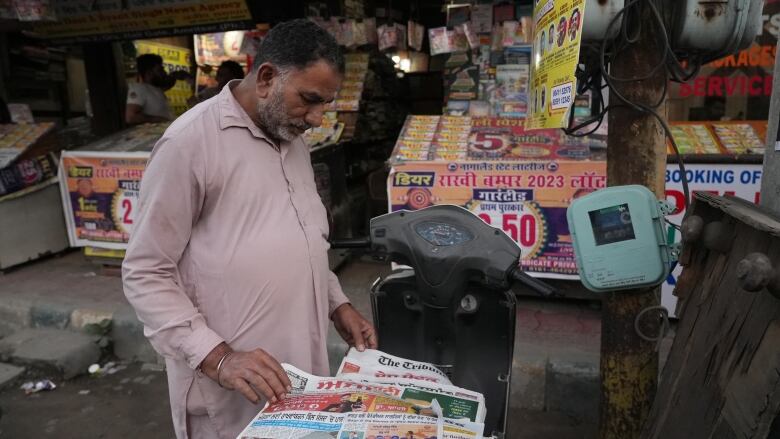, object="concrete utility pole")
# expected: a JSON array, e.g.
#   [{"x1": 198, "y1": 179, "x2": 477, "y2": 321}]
[
  {"x1": 760, "y1": 38, "x2": 780, "y2": 217},
  {"x1": 601, "y1": 4, "x2": 665, "y2": 438}
]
